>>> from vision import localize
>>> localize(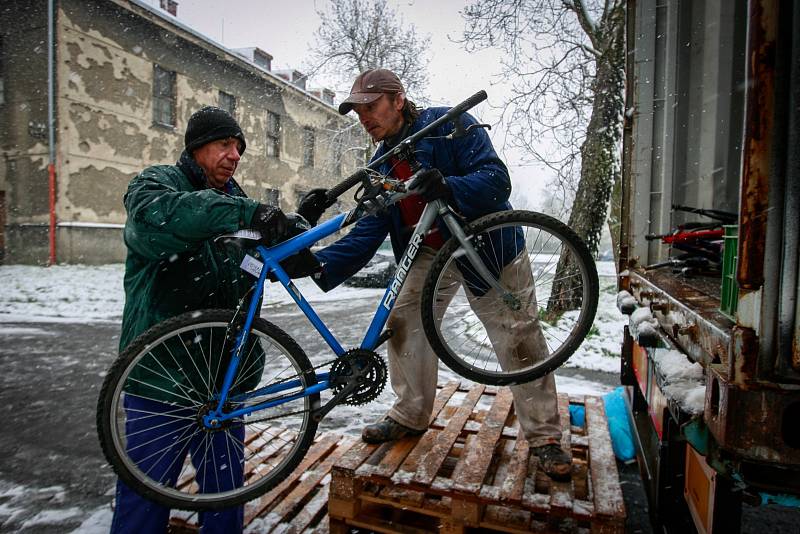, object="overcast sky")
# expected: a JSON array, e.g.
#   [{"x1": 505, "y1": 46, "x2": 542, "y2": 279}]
[{"x1": 150, "y1": 0, "x2": 549, "y2": 208}]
